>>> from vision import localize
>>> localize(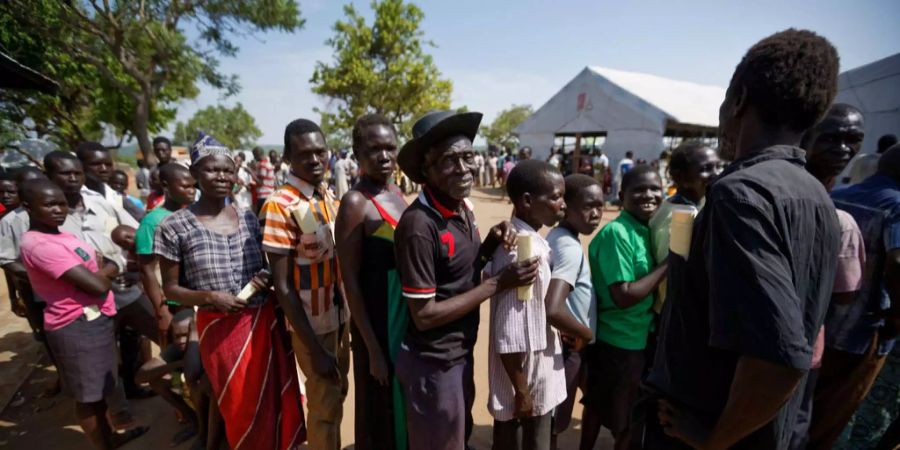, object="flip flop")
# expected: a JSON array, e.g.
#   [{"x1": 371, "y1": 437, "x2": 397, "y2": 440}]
[
  {"x1": 170, "y1": 425, "x2": 198, "y2": 447},
  {"x1": 113, "y1": 426, "x2": 150, "y2": 448}
]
